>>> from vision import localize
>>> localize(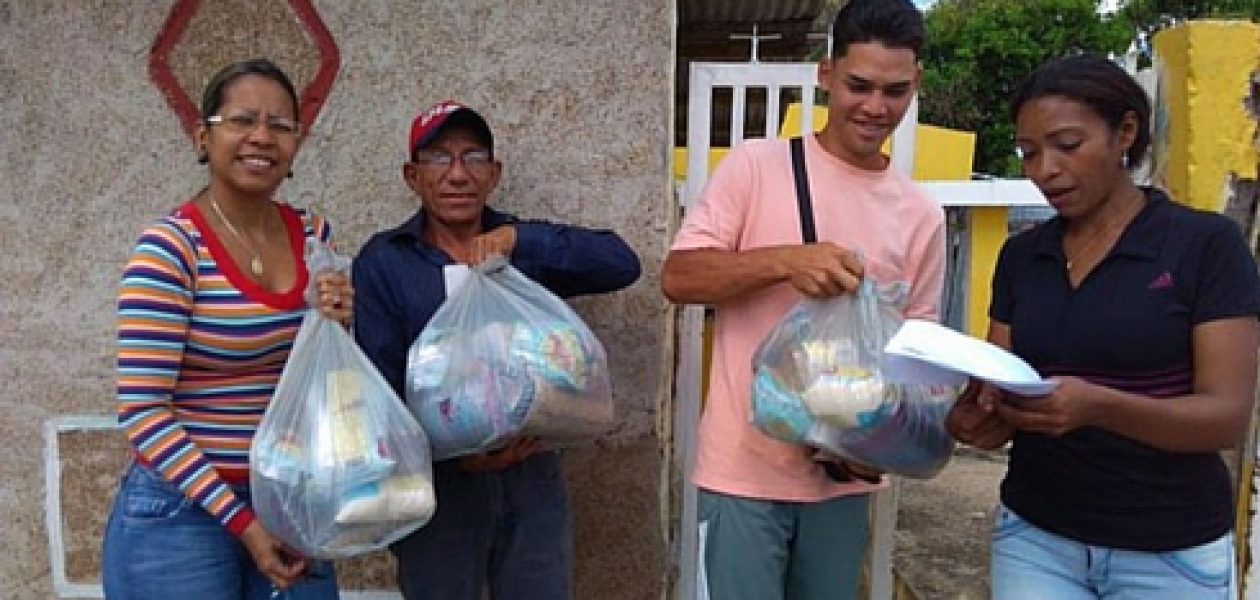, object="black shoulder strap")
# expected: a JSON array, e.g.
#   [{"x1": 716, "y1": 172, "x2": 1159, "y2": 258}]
[{"x1": 790, "y1": 137, "x2": 817, "y2": 244}]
